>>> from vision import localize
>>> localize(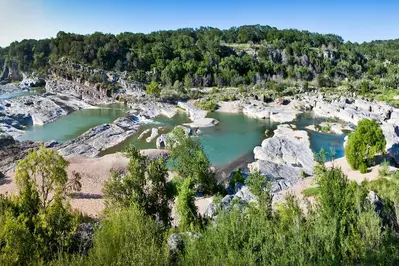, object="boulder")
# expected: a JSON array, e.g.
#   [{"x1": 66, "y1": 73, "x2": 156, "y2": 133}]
[
  {"x1": 0, "y1": 133, "x2": 15, "y2": 148},
  {"x1": 146, "y1": 128, "x2": 159, "y2": 143},
  {"x1": 156, "y1": 134, "x2": 167, "y2": 149},
  {"x1": 57, "y1": 120, "x2": 140, "y2": 157},
  {"x1": 0, "y1": 140, "x2": 39, "y2": 173},
  {"x1": 138, "y1": 128, "x2": 151, "y2": 139},
  {"x1": 248, "y1": 124, "x2": 315, "y2": 192},
  {"x1": 177, "y1": 101, "x2": 207, "y2": 121},
  {"x1": 184, "y1": 118, "x2": 219, "y2": 128}
]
